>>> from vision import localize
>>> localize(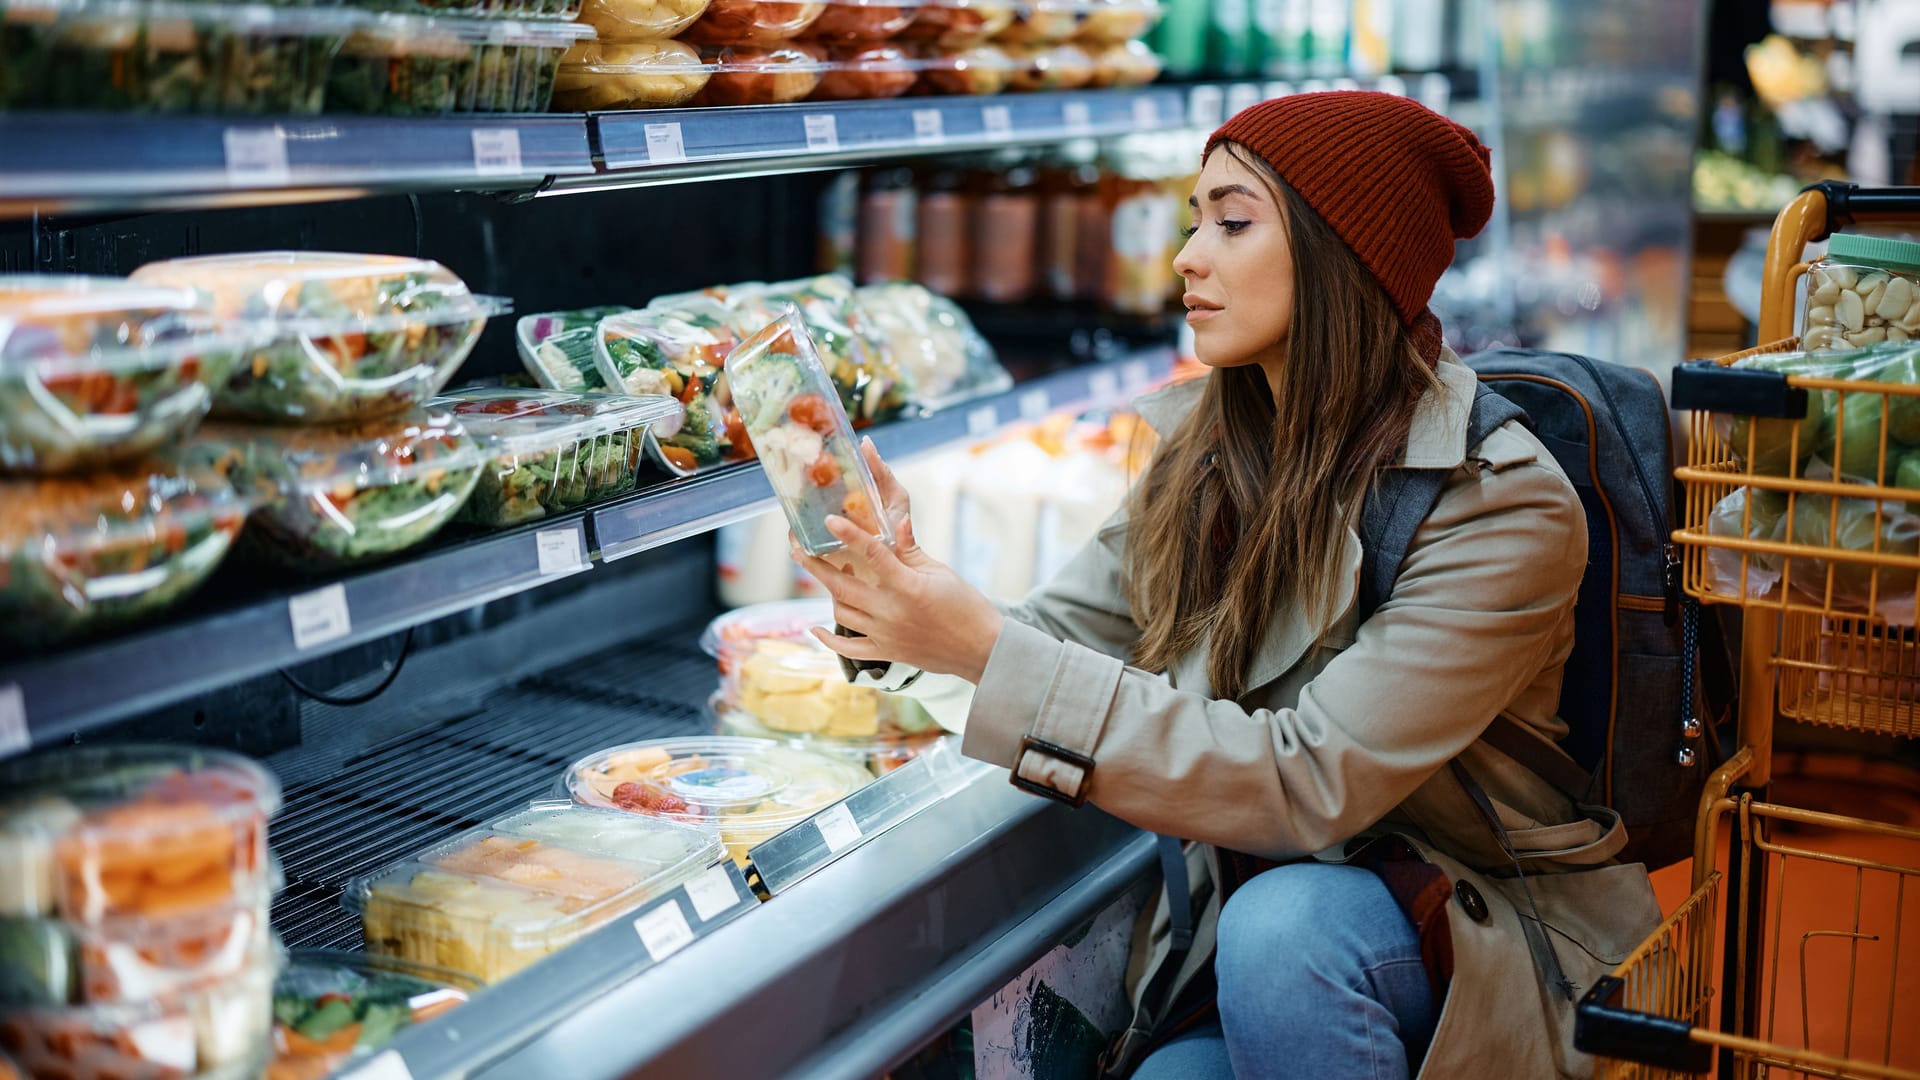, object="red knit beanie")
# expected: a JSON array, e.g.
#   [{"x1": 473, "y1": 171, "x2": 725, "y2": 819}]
[{"x1": 1205, "y1": 91, "x2": 1495, "y2": 363}]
